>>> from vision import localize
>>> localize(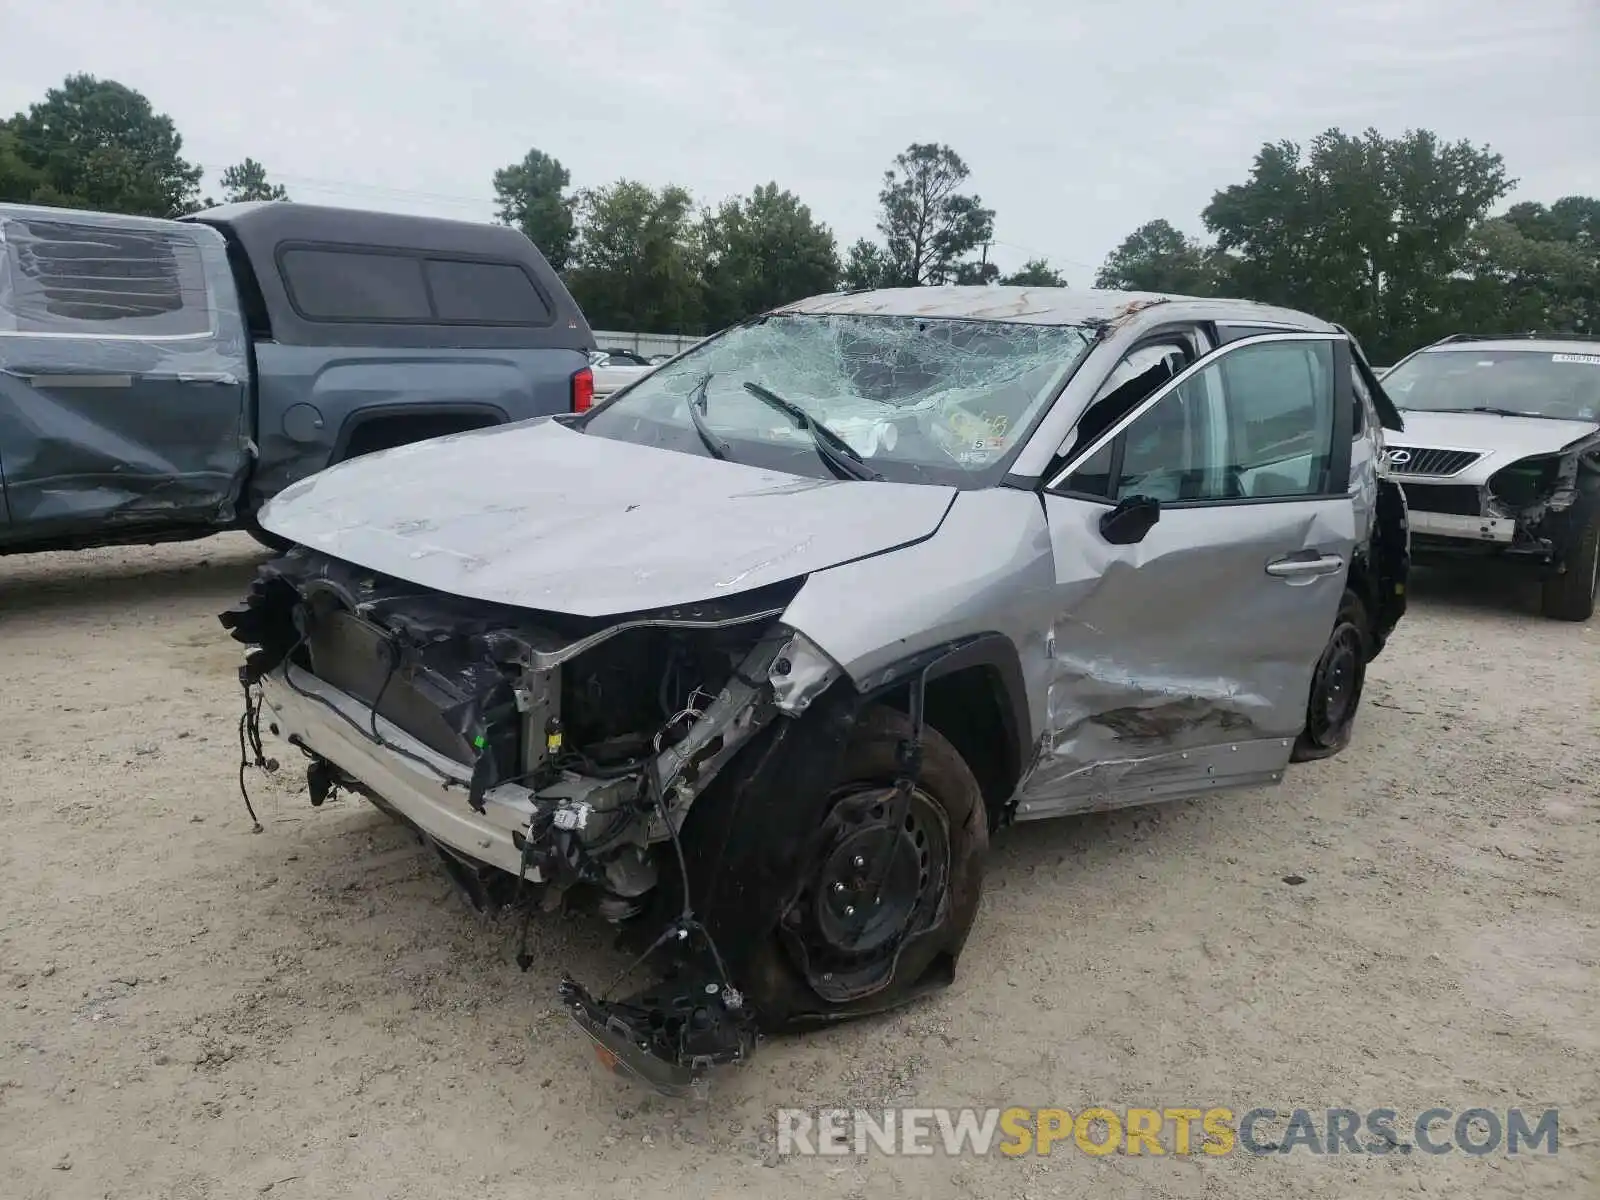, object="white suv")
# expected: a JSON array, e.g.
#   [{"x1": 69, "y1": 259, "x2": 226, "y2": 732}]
[{"x1": 1379, "y1": 334, "x2": 1600, "y2": 620}]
